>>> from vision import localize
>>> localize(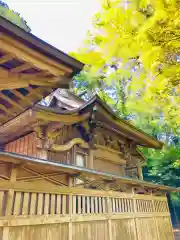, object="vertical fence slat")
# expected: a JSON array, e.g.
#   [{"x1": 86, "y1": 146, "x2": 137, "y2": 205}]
[
  {"x1": 62, "y1": 195, "x2": 67, "y2": 215},
  {"x1": 56, "y1": 194, "x2": 61, "y2": 214},
  {"x1": 78, "y1": 196, "x2": 81, "y2": 214},
  {"x1": 95, "y1": 197, "x2": 98, "y2": 213},
  {"x1": 99, "y1": 197, "x2": 102, "y2": 213},
  {"x1": 30, "y1": 193, "x2": 37, "y2": 215},
  {"x1": 87, "y1": 196, "x2": 90, "y2": 214},
  {"x1": 118, "y1": 198, "x2": 121, "y2": 212},
  {"x1": 92, "y1": 197, "x2": 95, "y2": 214},
  {"x1": 44, "y1": 193, "x2": 49, "y2": 215},
  {"x1": 50, "y1": 194, "x2": 56, "y2": 214},
  {"x1": 82, "y1": 196, "x2": 86, "y2": 214},
  {"x1": 102, "y1": 197, "x2": 106, "y2": 213},
  {"x1": 0, "y1": 191, "x2": 4, "y2": 216},
  {"x1": 37, "y1": 193, "x2": 43, "y2": 215},
  {"x1": 73, "y1": 195, "x2": 76, "y2": 215},
  {"x1": 13, "y1": 192, "x2": 22, "y2": 215},
  {"x1": 22, "y1": 192, "x2": 30, "y2": 215}
]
